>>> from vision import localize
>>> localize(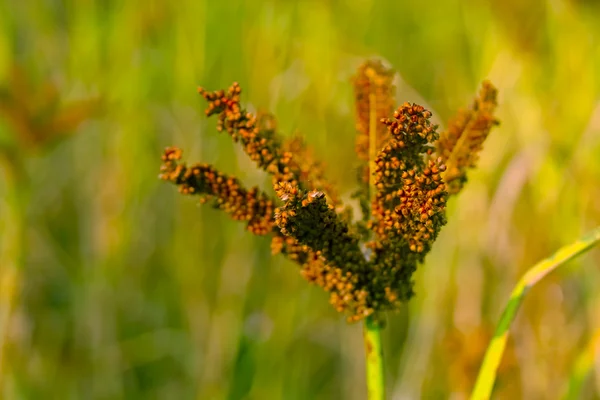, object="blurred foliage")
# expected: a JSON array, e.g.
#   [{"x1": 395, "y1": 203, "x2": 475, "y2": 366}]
[{"x1": 0, "y1": 0, "x2": 599, "y2": 399}]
